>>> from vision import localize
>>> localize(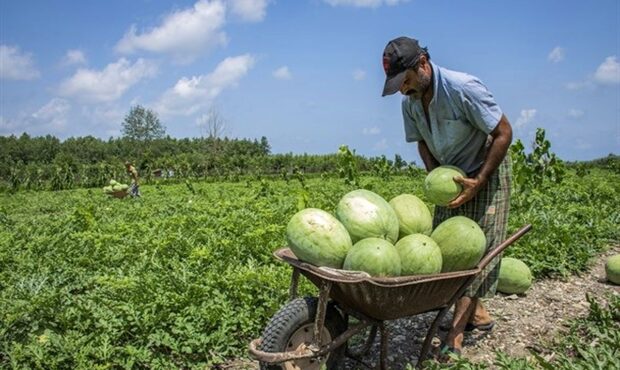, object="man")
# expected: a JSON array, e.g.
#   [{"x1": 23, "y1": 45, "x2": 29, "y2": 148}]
[
  {"x1": 125, "y1": 161, "x2": 141, "y2": 197},
  {"x1": 381, "y1": 36, "x2": 513, "y2": 357}
]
